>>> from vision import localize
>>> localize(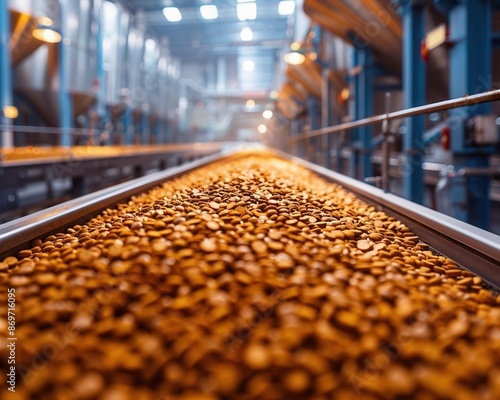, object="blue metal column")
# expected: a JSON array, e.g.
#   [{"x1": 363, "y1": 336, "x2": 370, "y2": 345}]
[
  {"x1": 349, "y1": 51, "x2": 360, "y2": 178},
  {"x1": 94, "y1": 0, "x2": 109, "y2": 146},
  {"x1": 0, "y1": 0, "x2": 13, "y2": 149},
  {"x1": 310, "y1": 25, "x2": 322, "y2": 162},
  {"x1": 357, "y1": 48, "x2": 374, "y2": 180},
  {"x1": 321, "y1": 67, "x2": 334, "y2": 169},
  {"x1": 402, "y1": 2, "x2": 426, "y2": 204},
  {"x1": 351, "y1": 45, "x2": 374, "y2": 179},
  {"x1": 141, "y1": 112, "x2": 149, "y2": 144},
  {"x1": 123, "y1": 107, "x2": 133, "y2": 145},
  {"x1": 155, "y1": 118, "x2": 162, "y2": 144},
  {"x1": 59, "y1": 0, "x2": 73, "y2": 147},
  {"x1": 448, "y1": 0, "x2": 492, "y2": 229},
  {"x1": 308, "y1": 95, "x2": 320, "y2": 161},
  {"x1": 104, "y1": 107, "x2": 112, "y2": 145}
]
